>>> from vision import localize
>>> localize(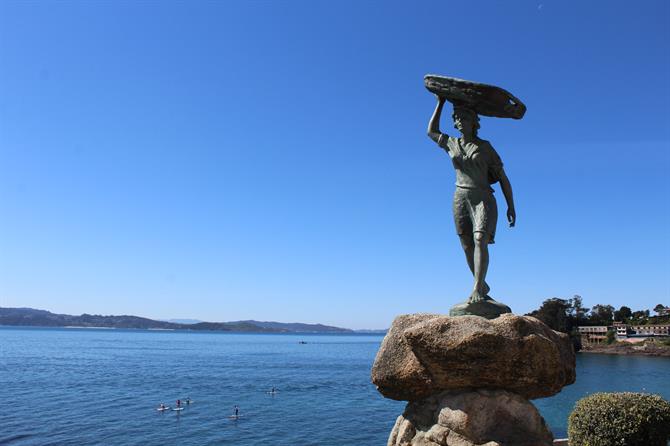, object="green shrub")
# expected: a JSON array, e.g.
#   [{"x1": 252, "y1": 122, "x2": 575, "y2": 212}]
[{"x1": 568, "y1": 392, "x2": 670, "y2": 446}]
